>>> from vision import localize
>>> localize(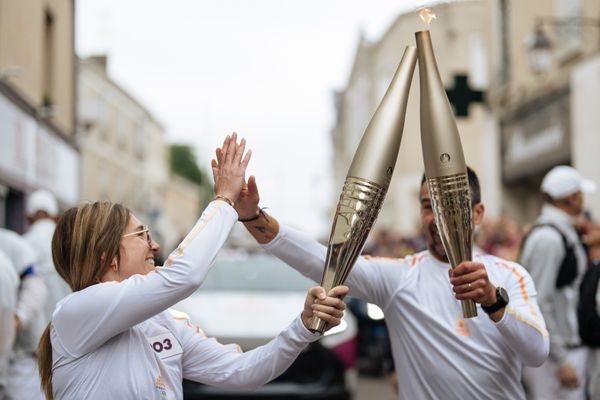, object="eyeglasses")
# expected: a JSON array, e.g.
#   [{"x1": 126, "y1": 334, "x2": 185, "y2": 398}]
[{"x1": 122, "y1": 225, "x2": 152, "y2": 246}]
